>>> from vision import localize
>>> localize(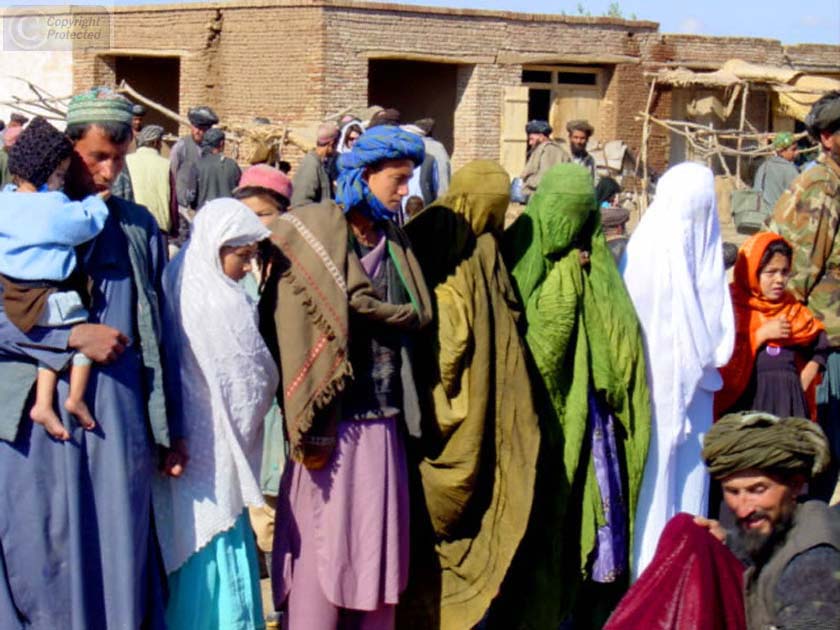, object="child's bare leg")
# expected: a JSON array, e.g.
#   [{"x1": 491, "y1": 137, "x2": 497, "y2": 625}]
[
  {"x1": 65, "y1": 357, "x2": 95, "y2": 430},
  {"x1": 30, "y1": 367, "x2": 70, "y2": 440}
]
